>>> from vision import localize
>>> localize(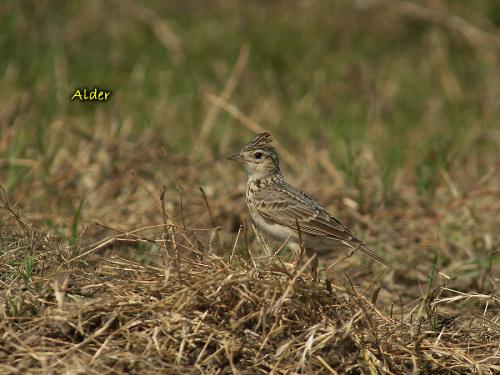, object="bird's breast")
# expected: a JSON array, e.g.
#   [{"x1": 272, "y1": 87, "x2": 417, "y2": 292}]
[{"x1": 246, "y1": 205, "x2": 298, "y2": 245}]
